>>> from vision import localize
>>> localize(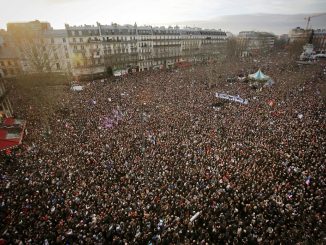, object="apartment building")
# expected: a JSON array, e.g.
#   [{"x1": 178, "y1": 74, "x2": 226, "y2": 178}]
[
  {"x1": 43, "y1": 29, "x2": 72, "y2": 74},
  {"x1": 289, "y1": 27, "x2": 312, "y2": 43},
  {"x1": 0, "y1": 80, "x2": 13, "y2": 117},
  {"x1": 4, "y1": 20, "x2": 227, "y2": 78},
  {"x1": 238, "y1": 31, "x2": 276, "y2": 56},
  {"x1": 312, "y1": 29, "x2": 326, "y2": 53},
  {"x1": 65, "y1": 22, "x2": 227, "y2": 77},
  {"x1": 6, "y1": 20, "x2": 72, "y2": 75},
  {"x1": 289, "y1": 27, "x2": 325, "y2": 53},
  {"x1": 0, "y1": 30, "x2": 21, "y2": 78}
]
